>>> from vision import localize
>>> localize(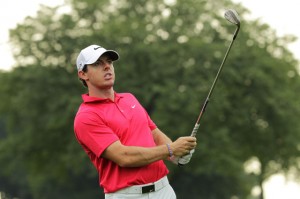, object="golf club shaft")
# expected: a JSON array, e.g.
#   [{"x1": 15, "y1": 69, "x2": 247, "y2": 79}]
[
  {"x1": 178, "y1": 9, "x2": 241, "y2": 167},
  {"x1": 191, "y1": 26, "x2": 239, "y2": 137}
]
